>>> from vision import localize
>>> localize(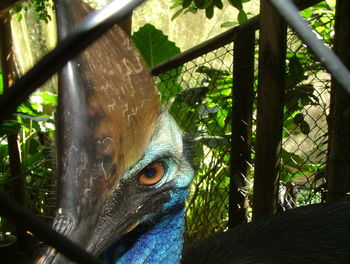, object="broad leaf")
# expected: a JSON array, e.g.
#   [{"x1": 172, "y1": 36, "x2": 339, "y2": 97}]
[
  {"x1": 237, "y1": 9, "x2": 248, "y2": 24},
  {"x1": 132, "y1": 24, "x2": 183, "y2": 103},
  {"x1": 132, "y1": 24, "x2": 181, "y2": 68}
]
